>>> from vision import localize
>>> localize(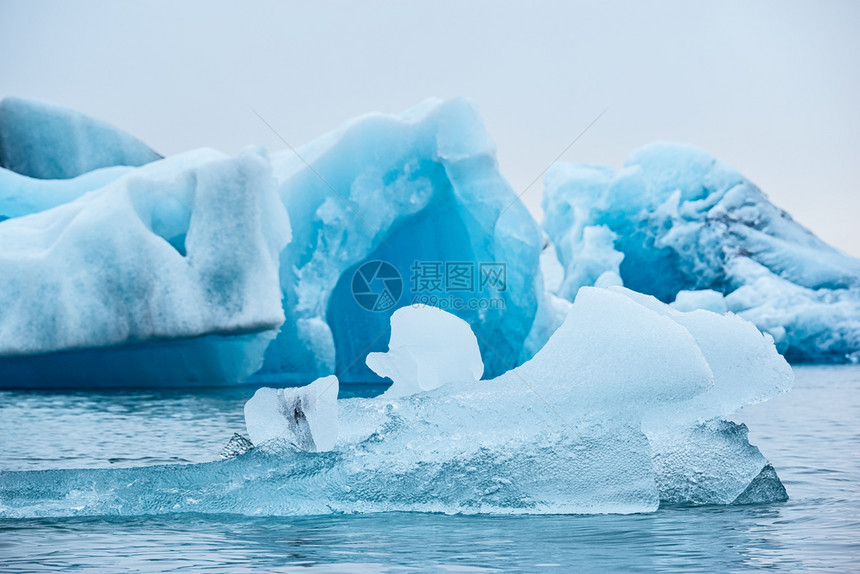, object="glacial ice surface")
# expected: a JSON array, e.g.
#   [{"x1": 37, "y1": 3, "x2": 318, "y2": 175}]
[
  {"x1": 542, "y1": 141, "x2": 860, "y2": 363},
  {"x1": 366, "y1": 305, "x2": 483, "y2": 398},
  {"x1": 0, "y1": 97, "x2": 161, "y2": 179},
  {"x1": 0, "y1": 287, "x2": 790, "y2": 517},
  {"x1": 0, "y1": 148, "x2": 290, "y2": 388}
]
